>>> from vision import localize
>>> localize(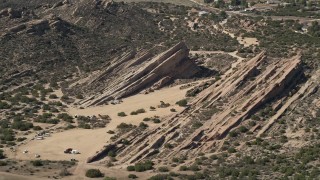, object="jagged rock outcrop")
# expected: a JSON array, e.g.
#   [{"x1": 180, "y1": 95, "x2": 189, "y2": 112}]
[
  {"x1": 3, "y1": 16, "x2": 72, "y2": 36},
  {"x1": 92, "y1": 52, "x2": 304, "y2": 165},
  {"x1": 73, "y1": 42, "x2": 203, "y2": 107}
]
